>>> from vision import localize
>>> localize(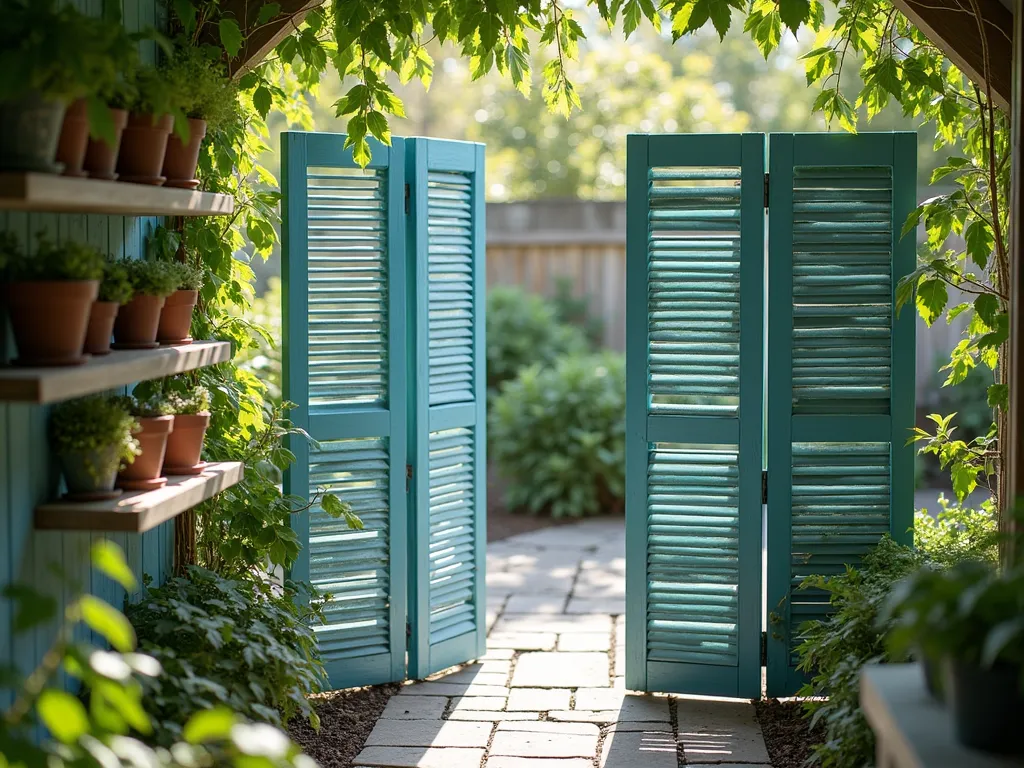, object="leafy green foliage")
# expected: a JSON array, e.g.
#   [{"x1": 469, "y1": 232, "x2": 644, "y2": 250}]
[
  {"x1": 490, "y1": 353, "x2": 625, "y2": 518},
  {"x1": 49, "y1": 395, "x2": 140, "y2": 466},
  {"x1": 914, "y1": 497, "x2": 999, "y2": 567},
  {"x1": 167, "y1": 385, "x2": 212, "y2": 415},
  {"x1": 486, "y1": 287, "x2": 588, "y2": 397},
  {"x1": 99, "y1": 257, "x2": 134, "y2": 304},
  {"x1": 161, "y1": 43, "x2": 240, "y2": 132},
  {"x1": 124, "y1": 567, "x2": 325, "y2": 744},
  {"x1": 0, "y1": 542, "x2": 315, "y2": 768},
  {"x1": 551, "y1": 277, "x2": 604, "y2": 349},
  {"x1": 116, "y1": 393, "x2": 175, "y2": 418},
  {"x1": 122, "y1": 257, "x2": 181, "y2": 298},
  {"x1": 0, "y1": 233, "x2": 105, "y2": 281}
]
